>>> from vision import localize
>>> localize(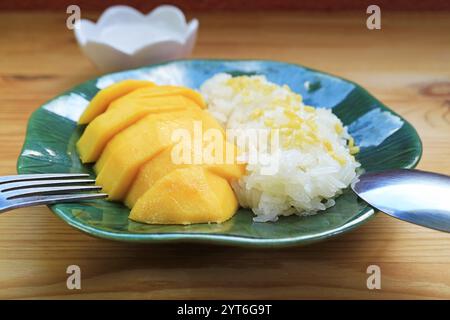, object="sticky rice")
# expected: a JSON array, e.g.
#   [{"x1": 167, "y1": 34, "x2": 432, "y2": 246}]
[{"x1": 200, "y1": 73, "x2": 360, "y2": 222}]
